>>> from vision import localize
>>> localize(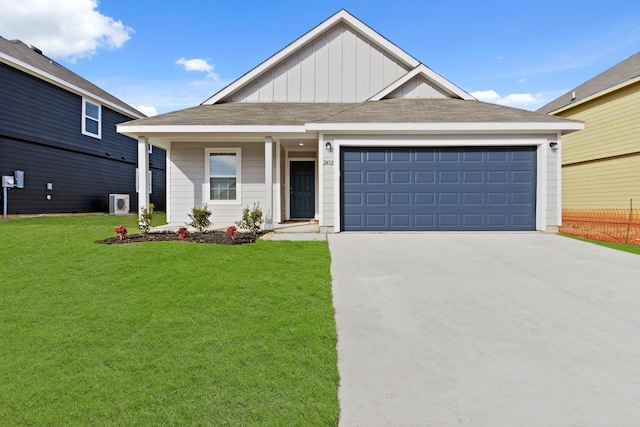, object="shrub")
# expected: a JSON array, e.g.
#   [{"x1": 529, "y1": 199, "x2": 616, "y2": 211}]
[
  {"x1": 225, "y1": 225, "x2": 238, "y2": 240},
  {"x1": 114, "y1": 225, "x2": 128, "y2": 240},
  {"x1": 187, "y1": 204, "x2": 212, "y2": 232},
  {"x1": 138, "y1": 203, "x2": 154, "y2": 235},
  {"x1": 235, "y1": 203, "x2": 264, "y2": 235}
]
